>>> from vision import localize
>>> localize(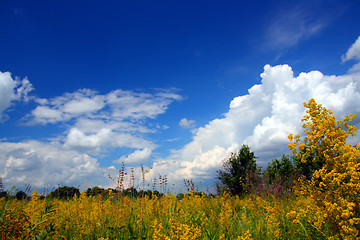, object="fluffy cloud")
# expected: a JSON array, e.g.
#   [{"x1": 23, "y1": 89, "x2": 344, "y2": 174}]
[
  {"x1": 158, "y1": 50, "x2": 360, "y2": 189},
  {"x1": 114, "y1": 148, "x2": 152, "y2": 164},
  {"x1": 349, "y1": 63, "x2": 360, "y2": 73},
  {"x1": 26, "y1": 88, "x2": 181, "y2": 152},
  {"x1": 179, "y1": 118, "x2": 196, "y2": 128},
  {"x1": 29, "y1": 89, "x2": 105, "y2": 124},
  {"x1": 0, "y1": 140, "x2": 104, "y2": 189},
  {"x1": 3, "y1": 34, "x2": 360, "y2": 193},
  {"x1": 29, "y1": 88, "x2": 182, "y2": 125},
  {"x1": 64, "y1": 128, "x2": 155, "y2": 153},
  {"x1": 31, "y1": 106, "x2": 64, "y2": 123},
  {"x1": 0, "y1": 71, "x2": 33, "y2": 122},
  {"x1": 0, "y1": 87, "x2": 181, "y2": 190}
]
